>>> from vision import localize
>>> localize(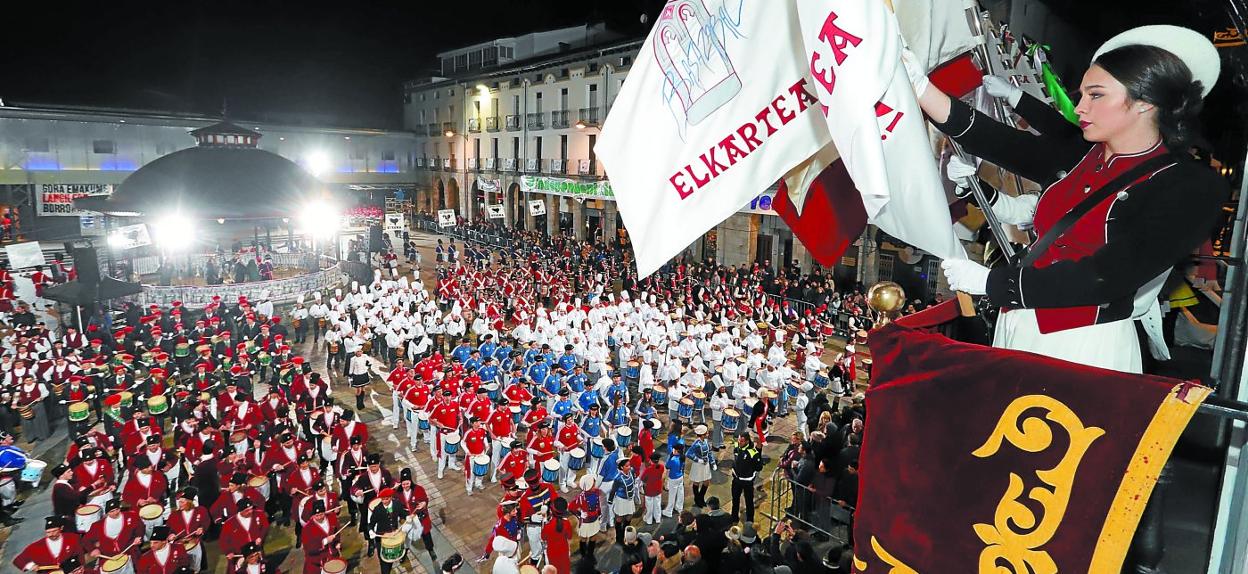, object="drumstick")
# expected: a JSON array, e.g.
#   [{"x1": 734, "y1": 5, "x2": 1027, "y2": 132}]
[{"x1": 102, "y1": 540, "x2": 140, "y2": 561}]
